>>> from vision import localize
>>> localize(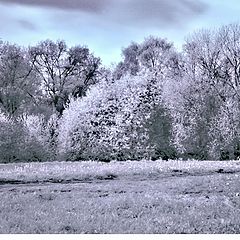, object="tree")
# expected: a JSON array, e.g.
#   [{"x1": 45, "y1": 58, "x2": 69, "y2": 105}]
[
  {"x1": 114, "y1": 42, "x2": 140, "y2": 79},
  {"x1": 0, "y1": 43, "x2": 39, "y2": 119},
  {"x1": 0, "y1": 111, "x2": 52, "y2": 163},
  {"x1": 169, "y1": 23, "x2": 240, "y2": 160},
  {"x1": 29, "y1": 39, "x2": 101, "y2": 115},
  {"x1": 114, "y1": 36, "x2": 180, "y2": 80},
  {"x1": 57, "y1": 36, "x2": 181, "y2": 161},
  {"x1": 58, "y1": 73, "x2": 168, "y2": 161}
]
